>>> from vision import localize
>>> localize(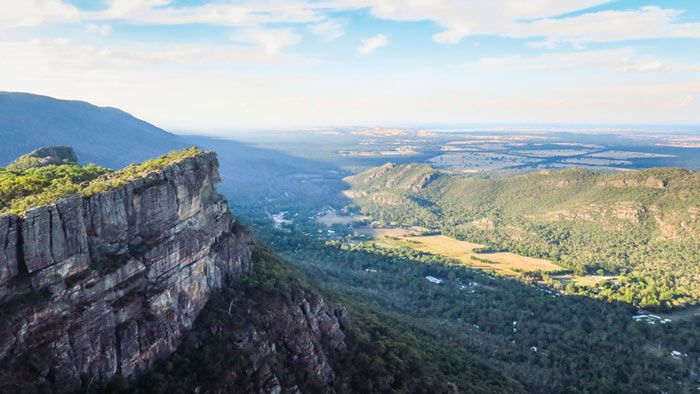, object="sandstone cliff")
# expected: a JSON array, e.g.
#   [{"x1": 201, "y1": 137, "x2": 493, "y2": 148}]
[
  {"x1": 0, "y1": 149, "x2": 459, "y2": 394},
  {"x1": 0, "y1": 151, "x2": 255, "y2": 392}
]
